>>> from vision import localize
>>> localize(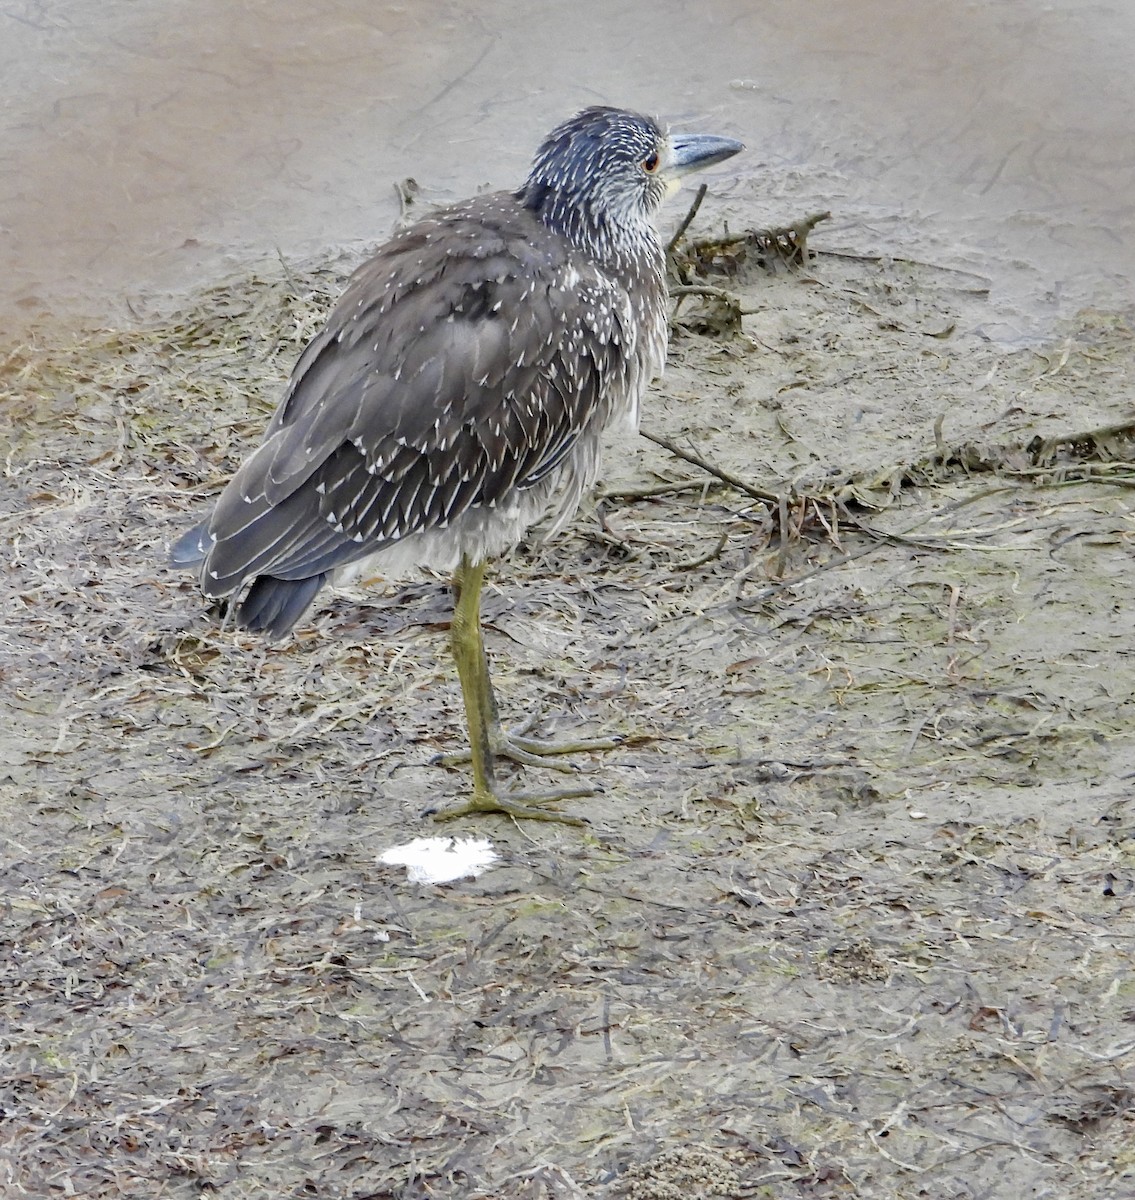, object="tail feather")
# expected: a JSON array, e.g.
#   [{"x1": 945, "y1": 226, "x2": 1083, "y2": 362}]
[
  {"x1": 170, "y1": 522, "x2": 212, "y2": 568},
  {"x1": 170, "y1": 448, "x2": 368, "y2": 637},
  {"x1": 237, "y1": 573, "x2": 329, "y2": 638}
]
